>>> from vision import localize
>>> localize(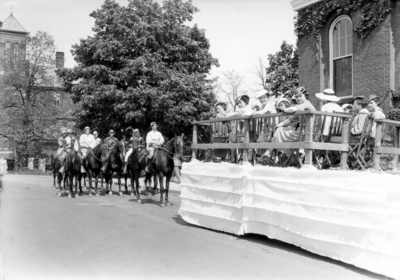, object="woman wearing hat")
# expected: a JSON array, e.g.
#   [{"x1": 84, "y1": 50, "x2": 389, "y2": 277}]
[
  {"x1": 214, "y1": 102, "x2": 228, "y2": 119},
  {"x1": 253, "y1": 90, "x2": 277, "y2": 116},
  {"x1": 316, "y1": 89, "x2": 343, "y2": 136},
  {"x1": 145, "y1": 122, "x2": 165, "y2": 172},
  {"x1": 101, "y1": 129, "x2": 119, "y2": 172},
  {"x1": 57, "y1": 129, "x2": 69, "y2": 173},
  {"x1": 79, "y1": 127, "x2": 96, "y2": 173},
  {"x1": 368, "y1": 95, "x2": 386, "y2": 137},
  {"x1": 123, "y1": 129, "x2": 143, "y2": 174}
]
